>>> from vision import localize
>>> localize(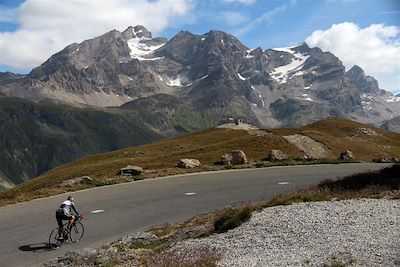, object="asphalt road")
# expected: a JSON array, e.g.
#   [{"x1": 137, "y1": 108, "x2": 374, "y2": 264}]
[{"x1": 0, "y1": 163, "x2": 389, "y2": 267}]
